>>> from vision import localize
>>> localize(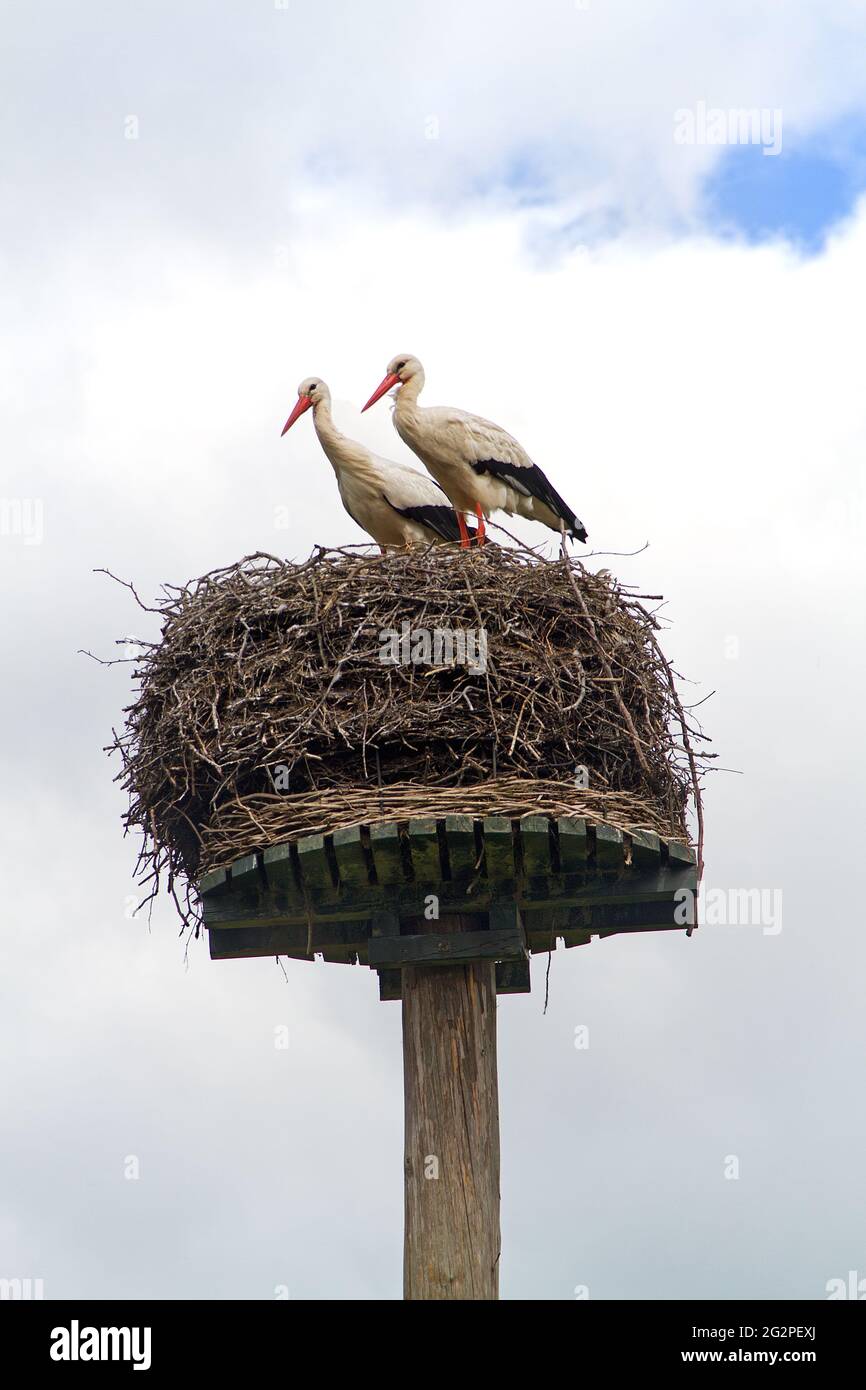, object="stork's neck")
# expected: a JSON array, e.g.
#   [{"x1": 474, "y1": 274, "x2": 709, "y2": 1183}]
[
  {"x1": 394, "y1": 369, "x2": 425, "y2": 419},
  {"x1": 312, "y1": 398, "x2": 378, "y2": 484},
  {"x1": 312, "y1": 398, "x2": 351, "y2": 470}
]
